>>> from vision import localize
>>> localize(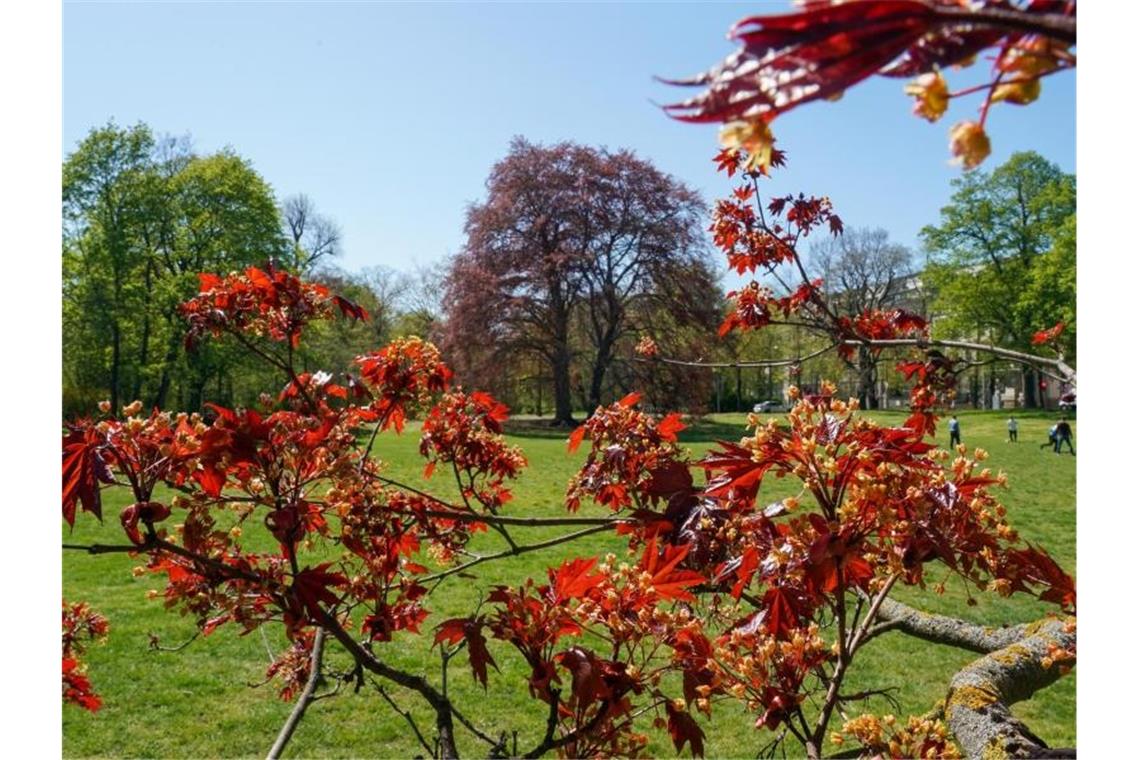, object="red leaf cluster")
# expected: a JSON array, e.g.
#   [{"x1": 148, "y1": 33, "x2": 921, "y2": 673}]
[
  {"x1": 356, "y1": 337, "x2": 453, "y2": 432},
  {"x1": 566, "y1": 394, "x2": 692, "y2": 513},
  {"x1": 181, "y1": 265, "x2": 367, "y2": 350},
  {"x1": 62, "y1": 600, "x2": 109, "y2": 712},
  {"x1": 420, "y1": 390, "x2": 526, "y2": 510},
  {"x1": 1031, "y1": 320, "x2": 1066, "y2": 346}
]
